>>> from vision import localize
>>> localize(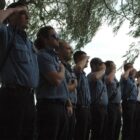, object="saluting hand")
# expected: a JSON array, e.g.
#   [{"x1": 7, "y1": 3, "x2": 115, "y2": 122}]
[
  {"x1": 60, "y1": 63, "x2": 65, "y2": 73},
  {"x1": 76, "y1": 55, "x2": 89, "y2": 70},
  {"x1": 107, "y1": 70, "x2": 116, "y2": 83}
]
